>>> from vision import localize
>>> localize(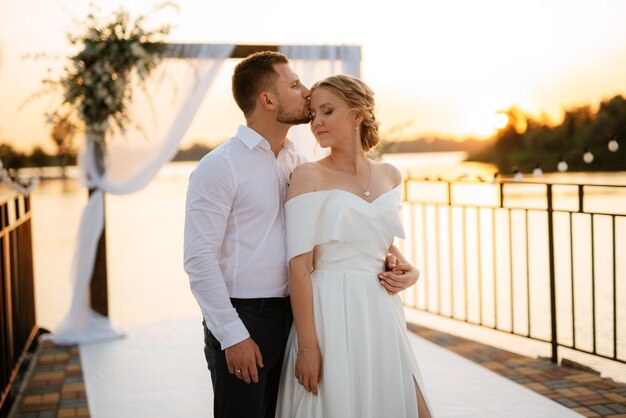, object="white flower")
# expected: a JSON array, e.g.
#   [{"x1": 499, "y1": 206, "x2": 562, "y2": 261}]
[
  {"x1": 130, "y1": 42, "x2": 145, "y2": 58},
  {"x1": 93, "y1": 63, "x2": 104, "y2": 76},
  {"x1": 114, "y1": 78, "x2": 125, "y2": 92},
  {"x1": 100, "y1": 120, "x2": 110, "y2": 131},
  {"x1": 96, "y1": 87, "x2": 108, "y2": 98},
  {"x1": 136, "y1": 62, "x2": 147, "y2": 78}
]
